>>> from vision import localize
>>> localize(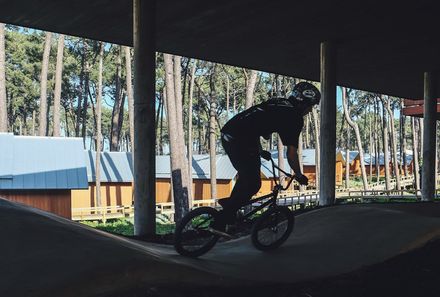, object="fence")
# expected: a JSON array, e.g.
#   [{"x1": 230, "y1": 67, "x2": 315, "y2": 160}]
[{"x1": 73, "y1": 179, "x2": 439, "y2": 221}]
